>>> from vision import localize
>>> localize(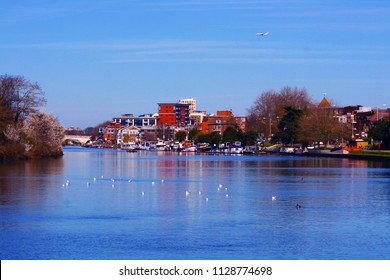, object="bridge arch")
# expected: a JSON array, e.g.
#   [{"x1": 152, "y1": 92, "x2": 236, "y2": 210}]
[{"x1": 63, "y1": 135, "x2": 92, "y2": 145}]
